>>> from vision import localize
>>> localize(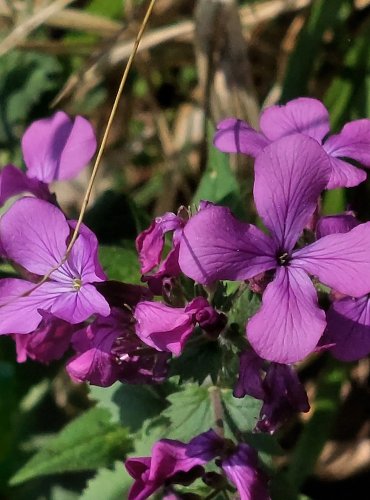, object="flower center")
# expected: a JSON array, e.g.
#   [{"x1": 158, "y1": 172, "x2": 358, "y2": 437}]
[
  {"x1": 278, "y1": 252, "x2": 290, "y2": 266},
  {"x1": 72, "y1": 278, "x2": 82, "y2": 290}
]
